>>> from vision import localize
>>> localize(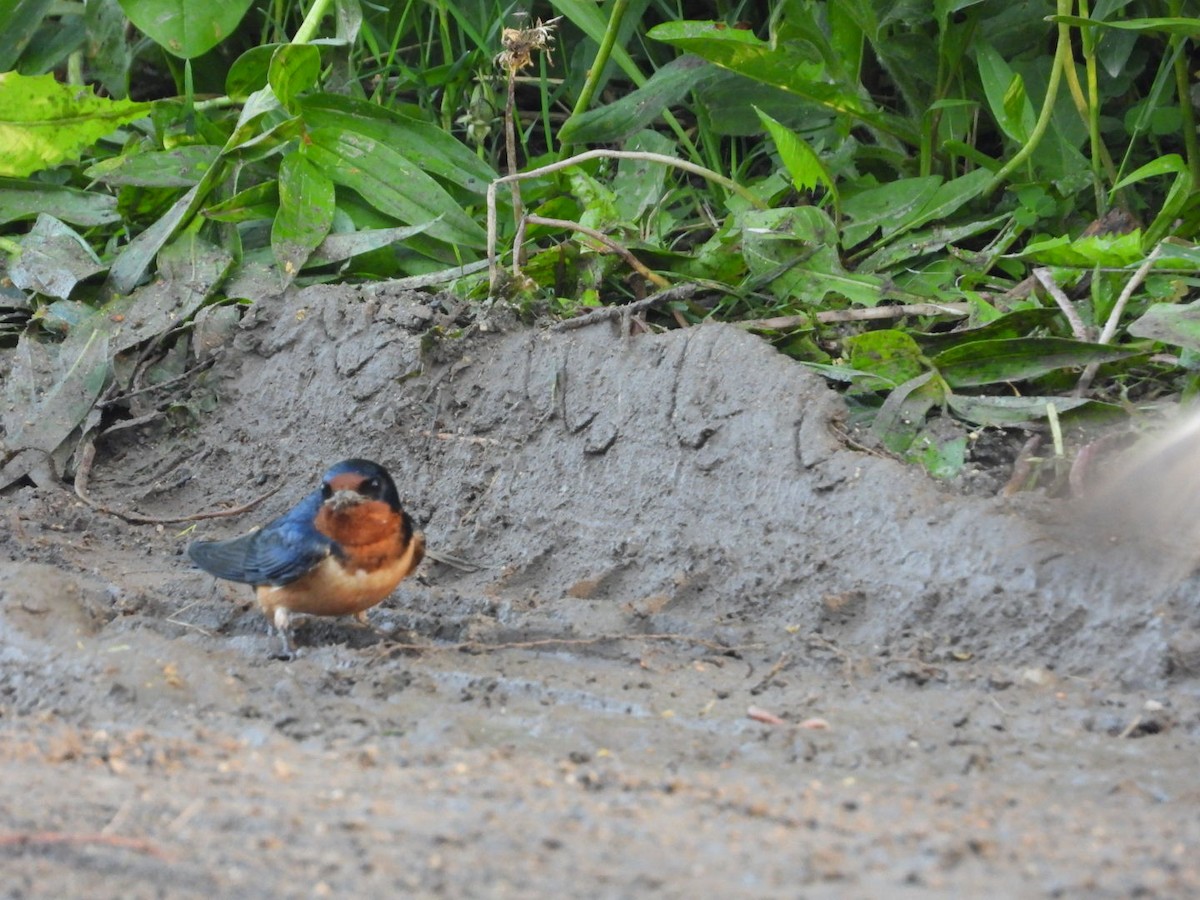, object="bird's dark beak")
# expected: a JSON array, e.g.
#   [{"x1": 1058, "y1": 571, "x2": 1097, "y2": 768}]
[{"x1": 325, "y1": 489, "x2": 364, "y2": 512}]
